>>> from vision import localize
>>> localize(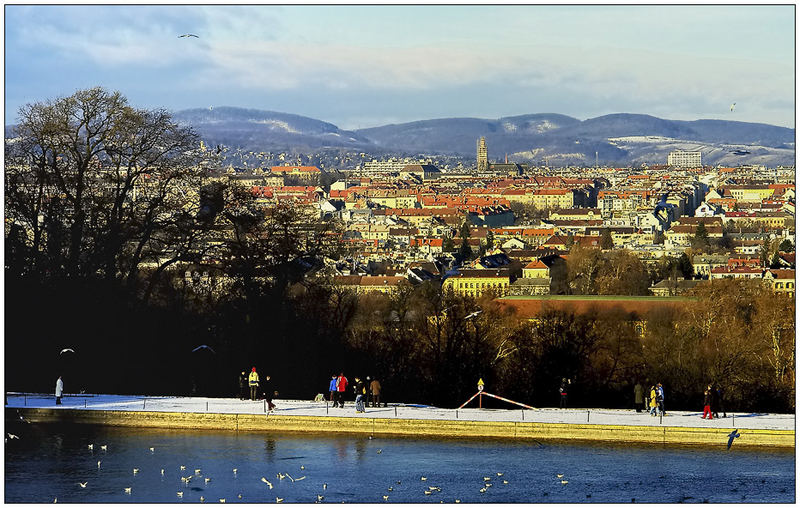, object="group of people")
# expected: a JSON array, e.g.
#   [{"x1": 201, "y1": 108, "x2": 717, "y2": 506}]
[
  {"x1": 702, "y1": 383, "x2": 725, "y2": 419},
  {"x1": 328, "y1": 373, "x2": 382, "y2": 412},
  {"x1": 238, "y1": 367, "x2": 276, "y2": 410},
  {"x1": 633, "y1": 382, "x2": 667, "y2": 416}
]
